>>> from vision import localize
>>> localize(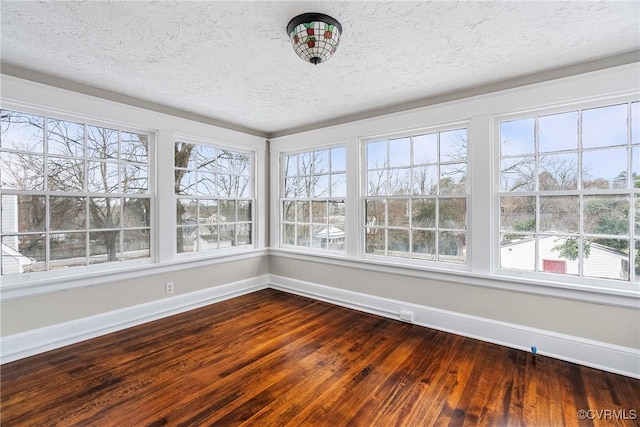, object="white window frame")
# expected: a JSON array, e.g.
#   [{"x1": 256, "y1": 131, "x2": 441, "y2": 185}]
[
  {"x1": 493, "y1": 94, "x2": 640, "y2": 291},
  {"x1": 174, "y1": 137, "x2": 256, "y2": 258},
  {"x1": 0, "y1": 103, "x2": 156, "y2": 284},
  {"x1": 361, "y1": 122, "x2": 470, "y2": 269},
  {"x1": 279, "y1": 143, "x2": 347, "y2": 254}
]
